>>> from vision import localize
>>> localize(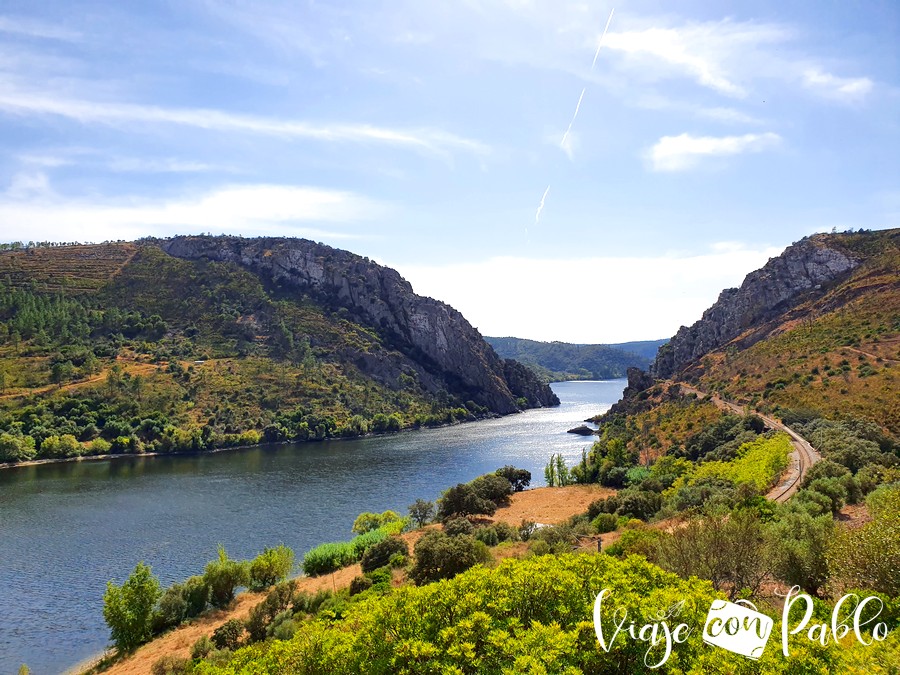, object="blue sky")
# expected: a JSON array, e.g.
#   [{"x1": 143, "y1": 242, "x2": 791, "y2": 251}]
[{"x1": 0, "y1": 0, "x2": 897, "y2": 342}]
